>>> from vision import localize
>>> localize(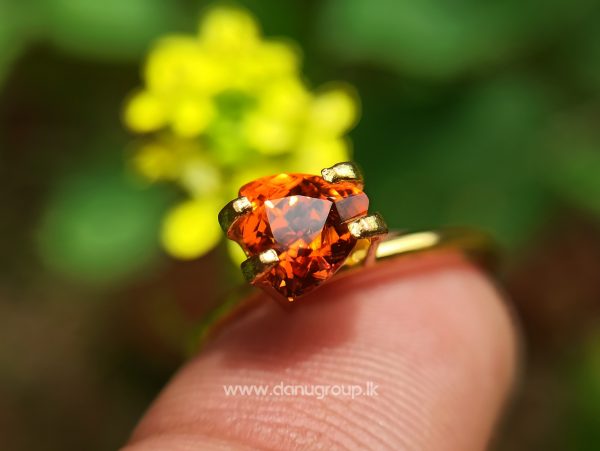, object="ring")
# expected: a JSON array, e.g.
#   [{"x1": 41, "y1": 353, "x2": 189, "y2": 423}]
[{"x1": 218, "y1": 162, "x2": 496, "y2": 305}]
